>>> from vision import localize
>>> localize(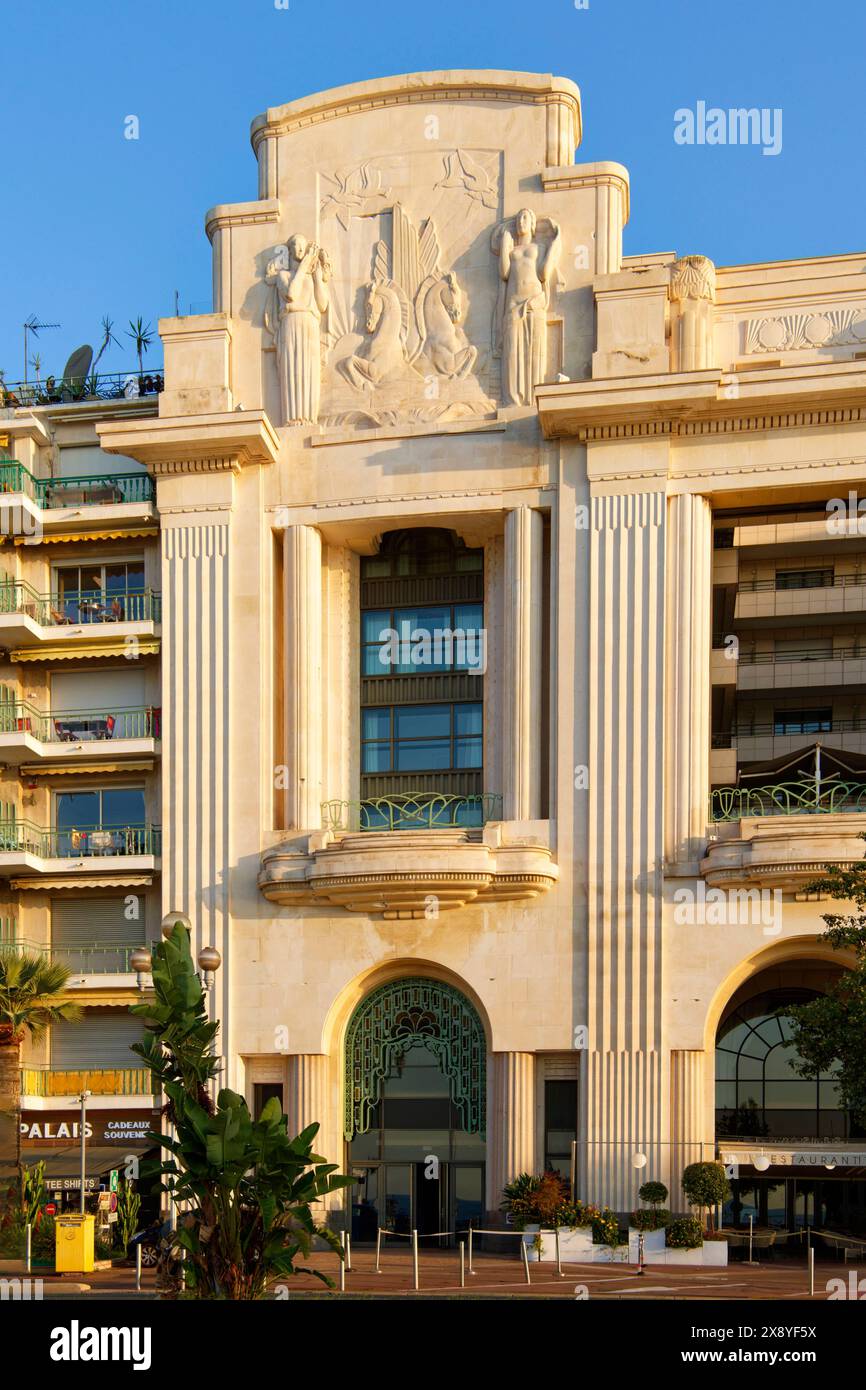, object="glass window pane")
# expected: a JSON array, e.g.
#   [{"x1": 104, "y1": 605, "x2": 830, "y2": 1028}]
[
  {"x1": 362, "y1": 743, "x2": 391, "y2": 773},
  {"x1": 394, "y1": 705, "x2": 450, "y2": 740},
  {"x1": 454, "y1": 704, "x2": 482, "y2": 736},
  {"x1": 362, "y1": 708, "x2": 391, "y2": 740},
  {"x1": 56, "y1": 791, "x2": 99, "y2": 829},
  {"x1": 362, "y1": 611, "x2": 390, "y2": 643},
  {"x1": 396, "y1": 739, "x2": 451, "y2": 771},
  {"x1": 454, "y1": 738, "x2": 482, "y2": 768},
  {"x1": 102, "y1": 788, "x2": 145, "y2": 826}
]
